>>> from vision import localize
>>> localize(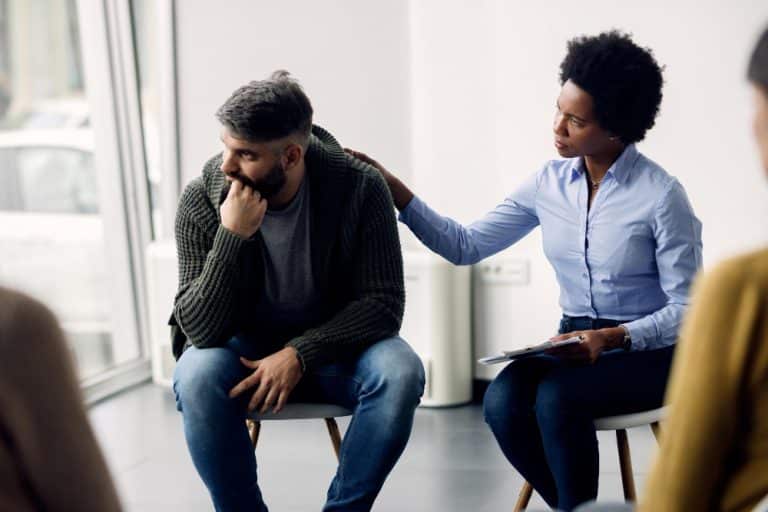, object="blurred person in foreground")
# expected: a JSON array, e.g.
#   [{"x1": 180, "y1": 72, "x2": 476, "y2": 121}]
[
  {"x1": 0, "y1": 286, "x2": 122, "y2": 511},
  {"x1": 637, "y1": 24, "x2": 768, "y2": 512}
]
